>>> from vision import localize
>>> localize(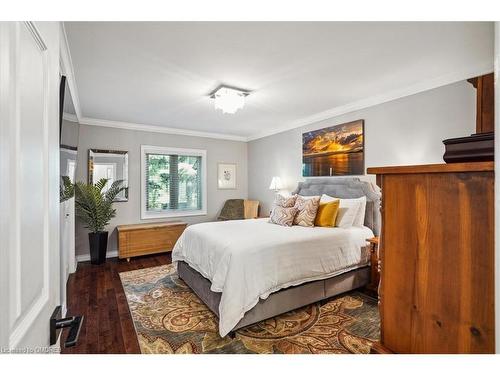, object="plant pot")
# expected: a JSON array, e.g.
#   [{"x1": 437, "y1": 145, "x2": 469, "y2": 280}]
[{"x1": 88, "y1": 231, "x2": 108, "y2": 265}]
